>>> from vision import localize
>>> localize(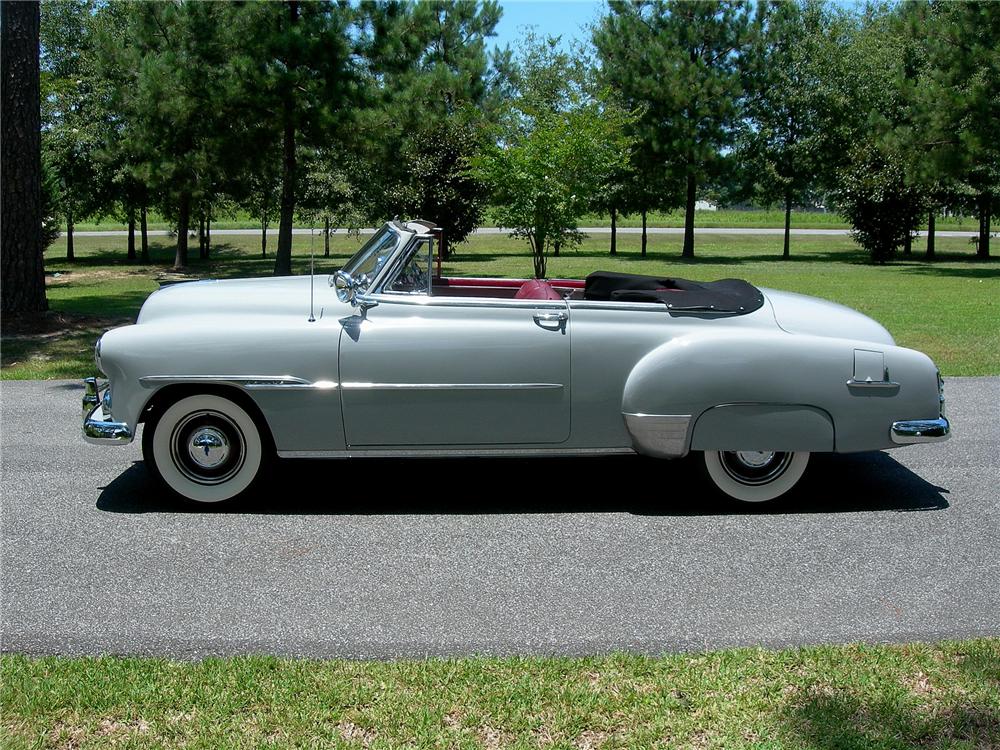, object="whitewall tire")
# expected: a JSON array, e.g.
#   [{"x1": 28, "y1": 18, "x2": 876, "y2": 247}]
[
  {"x1": 143, "y1": 394, "x2": 266, "y2": 504},
  {"x1": 702, "y1": 450, "x2": 810, "y2": 503}
]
